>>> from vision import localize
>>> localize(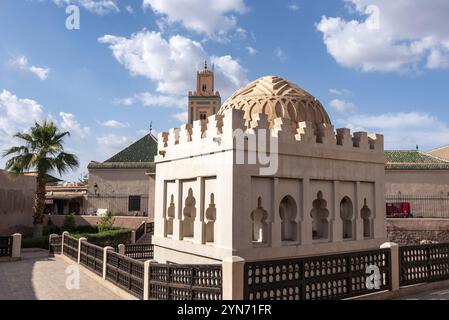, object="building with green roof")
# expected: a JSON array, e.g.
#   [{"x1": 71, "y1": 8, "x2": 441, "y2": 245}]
[{"x1": 87, "y1": 133, "x2": 157, "y2": 218}]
